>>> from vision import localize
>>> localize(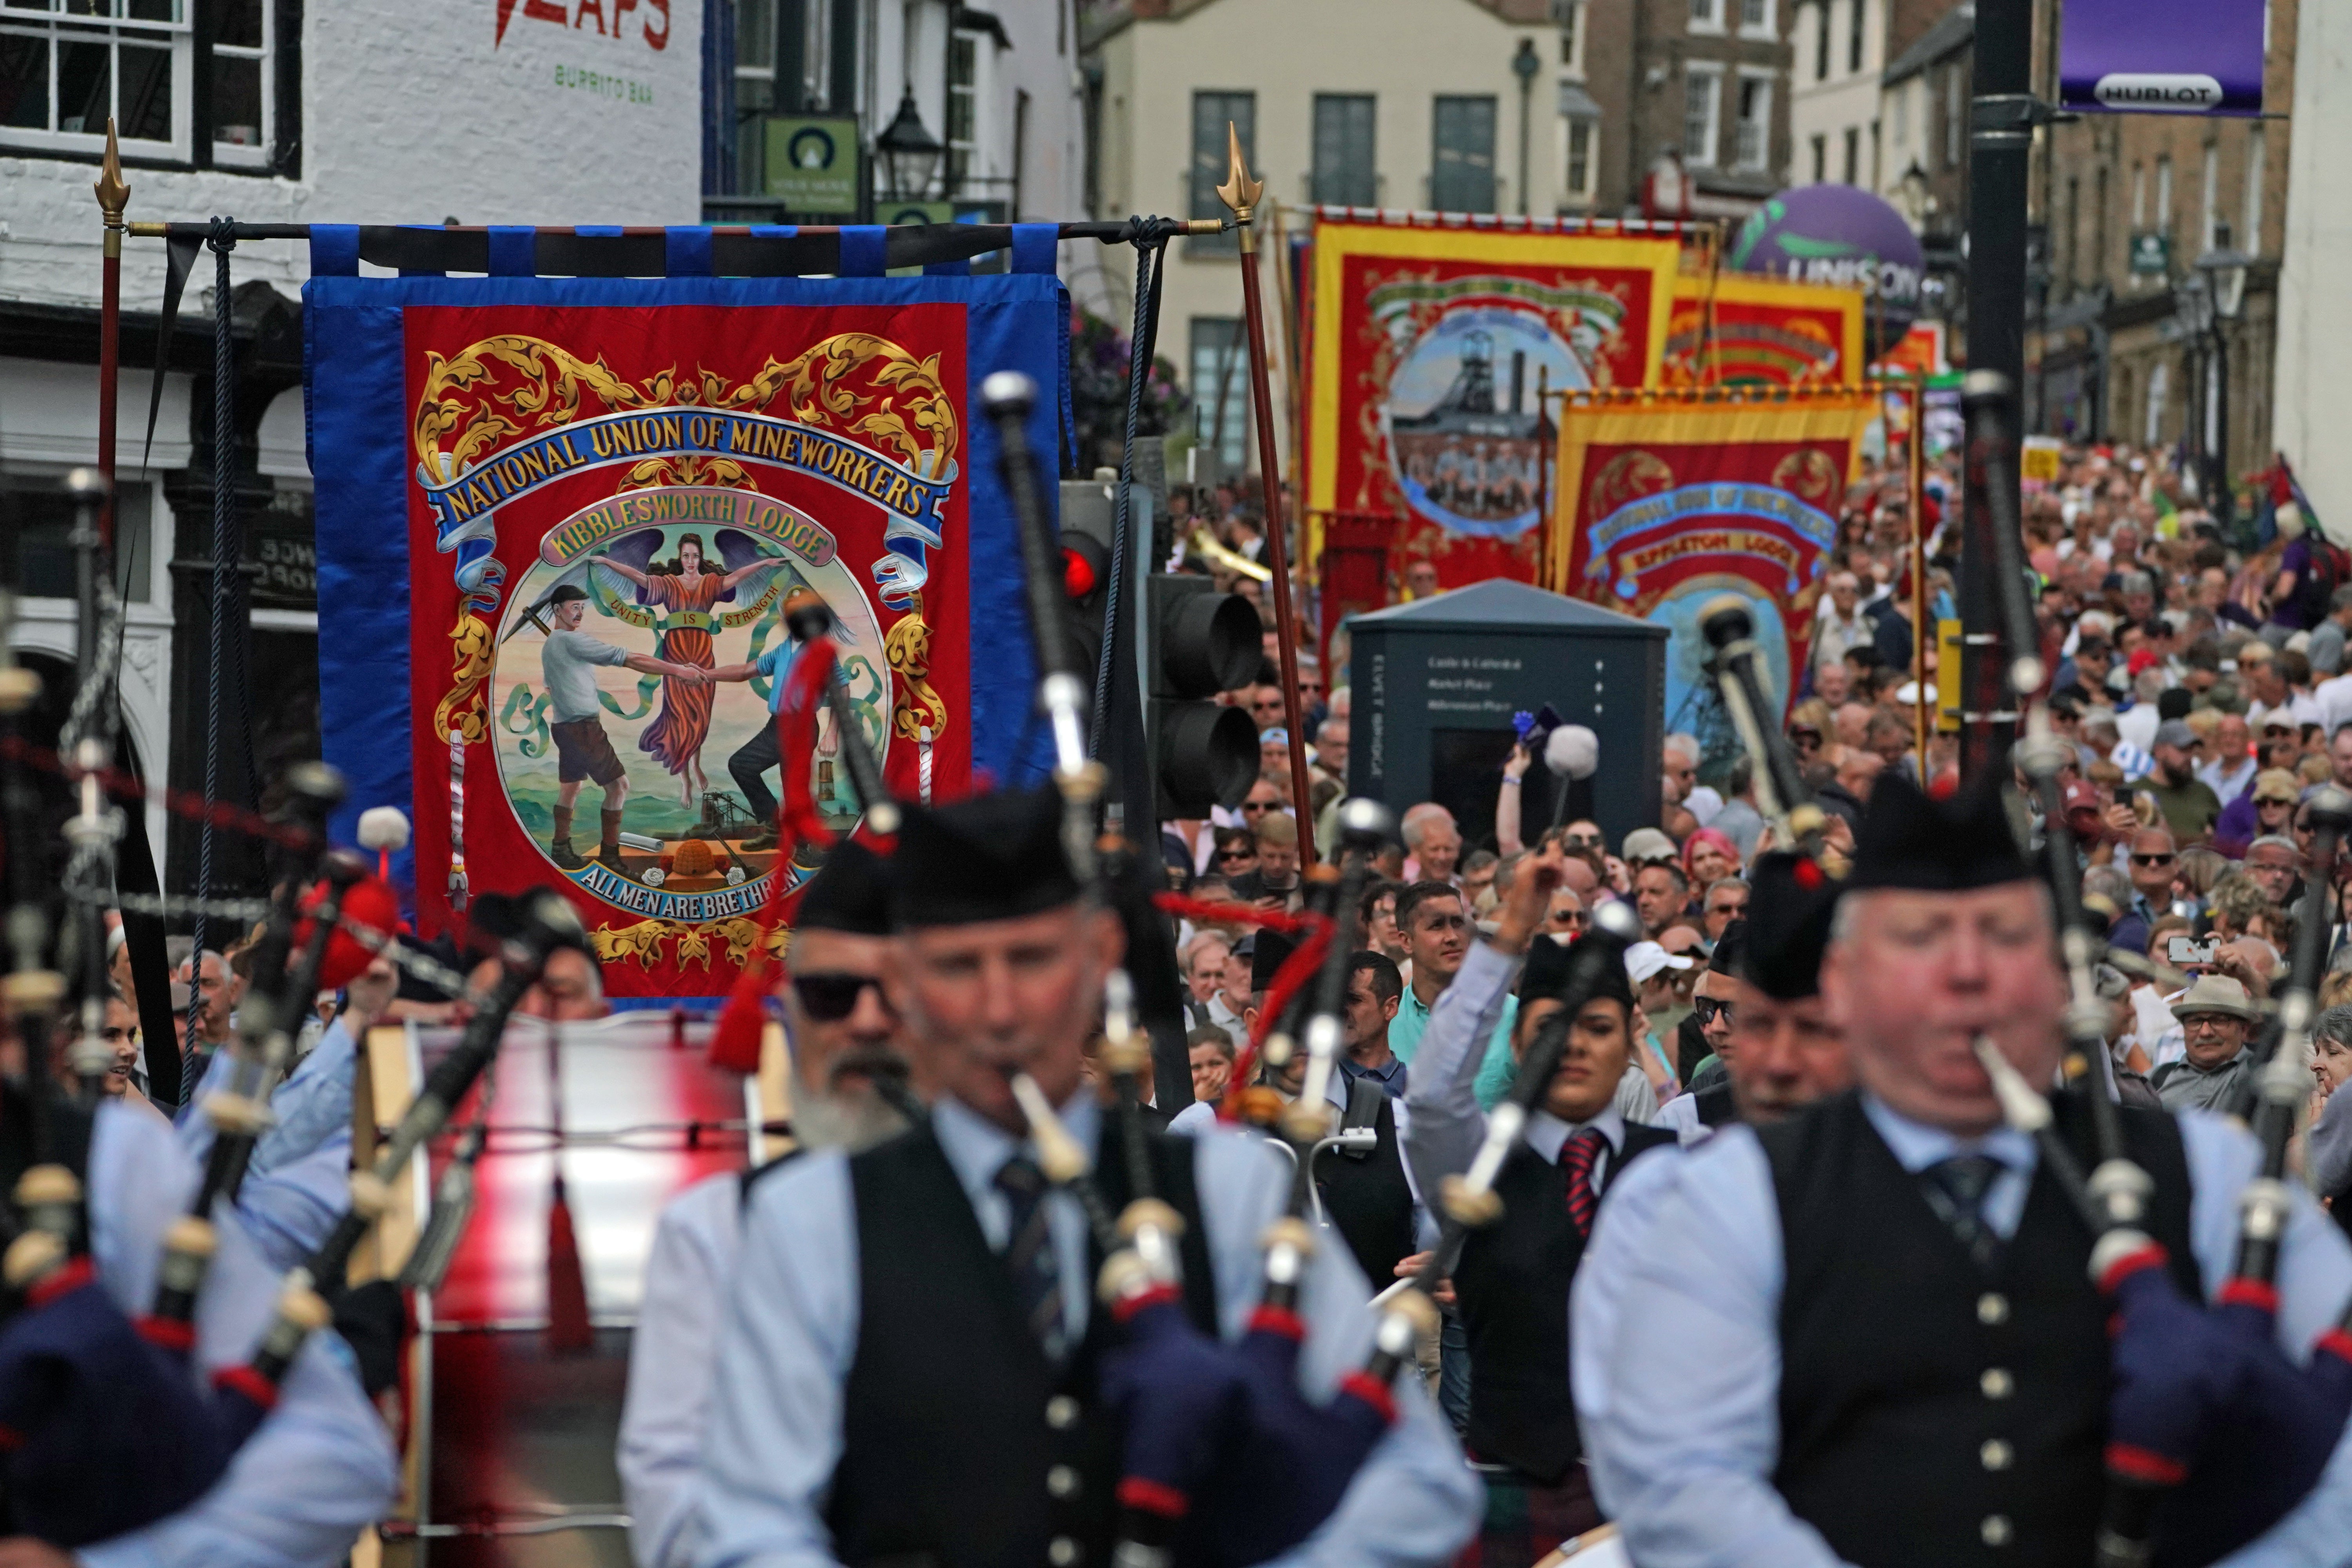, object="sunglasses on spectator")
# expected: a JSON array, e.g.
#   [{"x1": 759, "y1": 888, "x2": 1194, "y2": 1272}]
[
  {"x1": 1241, "y1": 800, "x2": 1277, "y2": 814},
  {"x1": 1216, "y1": 848, "x2": 1254, "y2": 863},
  {"x1": 793, "y1": 973, "x2": 889, "y2": 1022},
  {"x1": 1692, "y1": 996, "x2": 1736, "y2": 1026},
  {"x1": 2131, "y1": 853, "x2": 2176, "y2": 867},
  {"x1": 1563, "y1": 831, "x2": 1602, "y2": 848}
]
